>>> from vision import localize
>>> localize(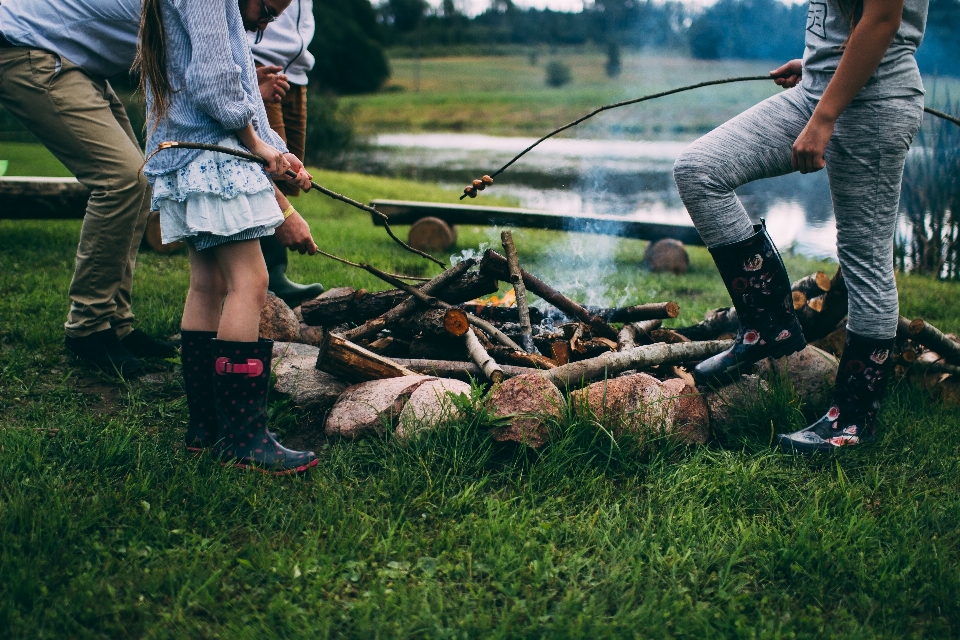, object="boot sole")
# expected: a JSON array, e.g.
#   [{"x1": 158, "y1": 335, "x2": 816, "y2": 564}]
[
  {"x1": 223, "y1": 457, "x2": 319, "y2": 476},
  {"x1": 695, "y1": 334, "x2": 807, "y2": 386}
]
